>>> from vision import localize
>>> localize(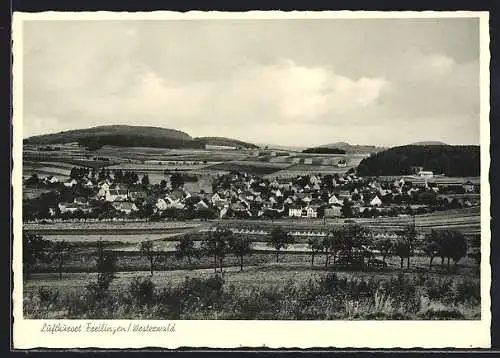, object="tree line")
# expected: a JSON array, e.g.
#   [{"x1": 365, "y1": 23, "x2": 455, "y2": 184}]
[{"x1": 23, "y1": 223, "x2": 475, "y2": 282}]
